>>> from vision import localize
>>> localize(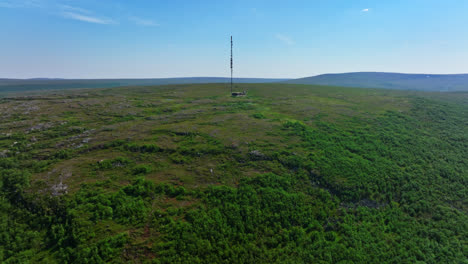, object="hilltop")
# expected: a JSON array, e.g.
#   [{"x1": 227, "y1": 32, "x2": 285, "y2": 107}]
[
  {"x1": 285, "y1": 72, "x2": 468, "y2": 91},
  {"x1": 0, "y1": 83, "x2": 467, "y2": 263}
]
